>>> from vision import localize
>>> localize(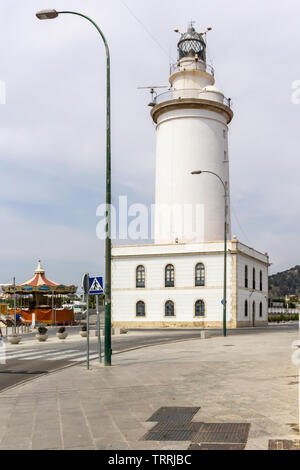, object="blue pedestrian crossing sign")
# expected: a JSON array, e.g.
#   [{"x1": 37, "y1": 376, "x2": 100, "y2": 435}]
[{"x1": 89, "y1": 277, "x2": 104, "y2": 295}]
